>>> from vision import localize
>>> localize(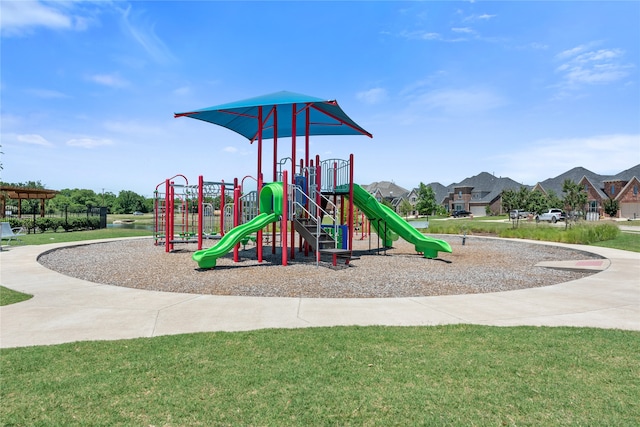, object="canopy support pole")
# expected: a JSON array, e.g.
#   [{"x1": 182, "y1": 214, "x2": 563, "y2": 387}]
[
  {"x1": 257, "y1": 106, "x2": 263, "y2": 263},
  {"x1": 290, "y1": 103, "x2": 297, "y2": 260}
]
